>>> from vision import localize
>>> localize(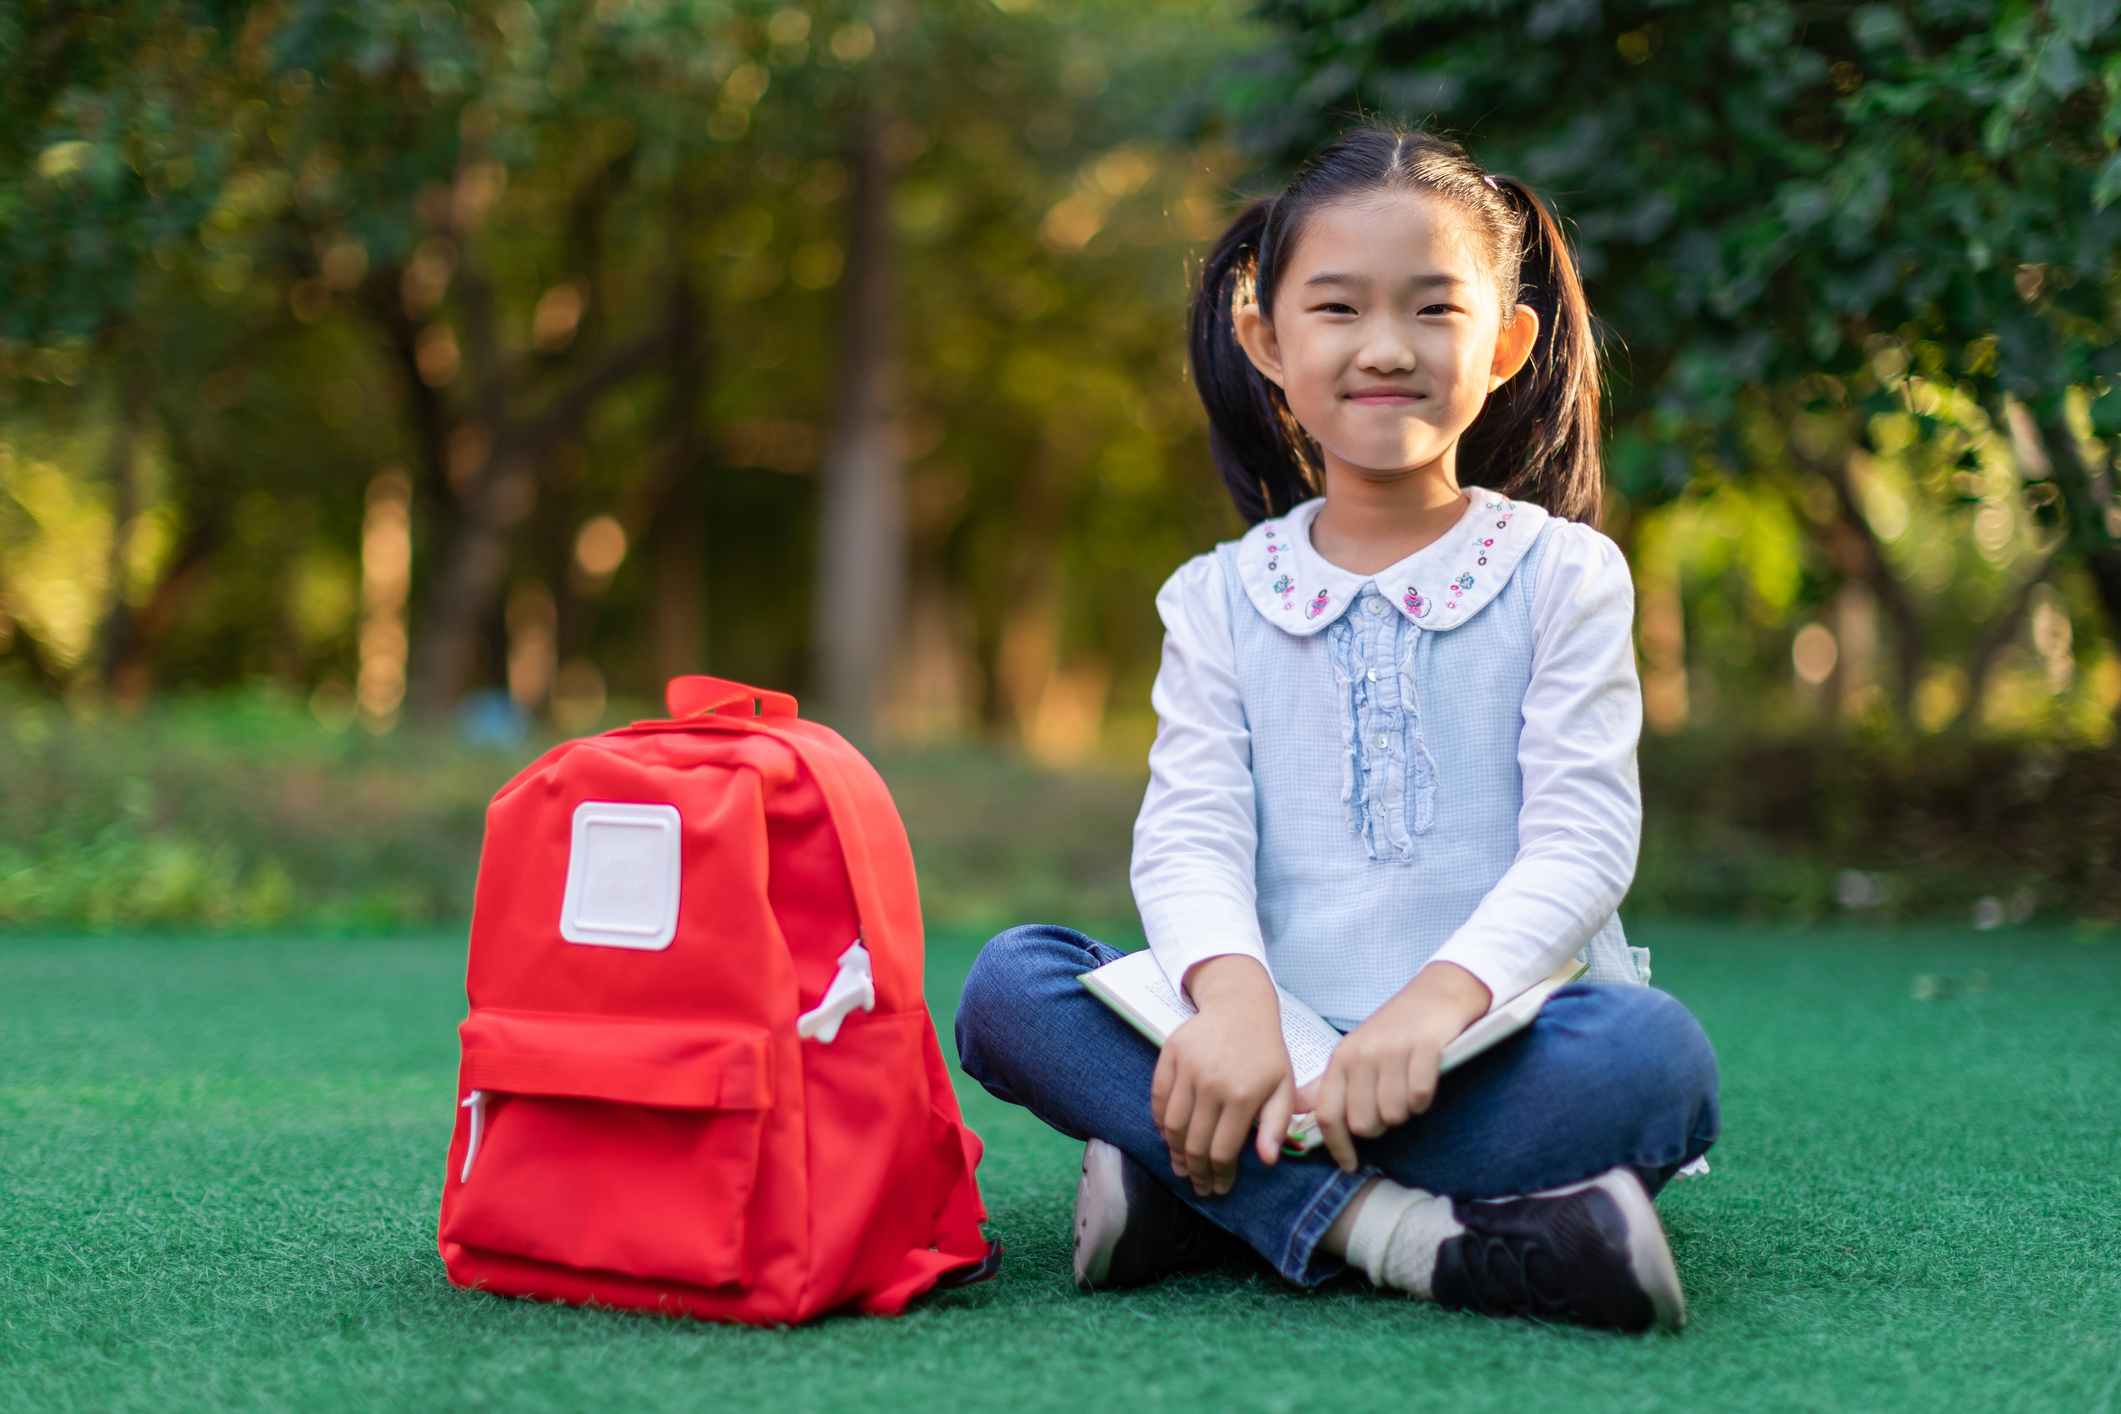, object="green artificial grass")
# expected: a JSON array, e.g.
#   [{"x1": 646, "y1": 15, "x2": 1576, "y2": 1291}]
[{"x1": 2, "y1": 925, "x2": 2117, "y2": 1413}]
